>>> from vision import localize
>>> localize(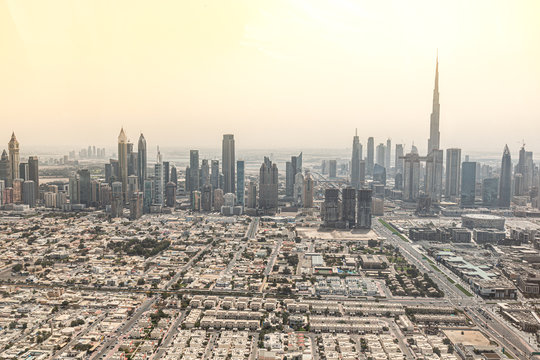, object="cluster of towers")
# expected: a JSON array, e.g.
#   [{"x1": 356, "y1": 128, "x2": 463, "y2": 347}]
[{"x1": 0, "y1": 133, "x2": 39, "y2": 208}]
